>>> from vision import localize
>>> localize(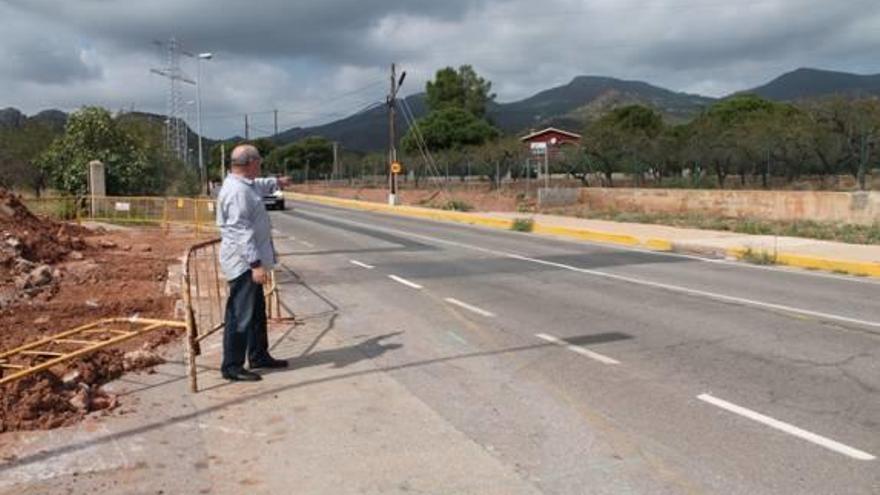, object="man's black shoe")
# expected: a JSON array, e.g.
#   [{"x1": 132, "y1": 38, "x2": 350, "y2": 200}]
[
  {"x1": 249, "y1": 357, "x2": 288, "y2": 369},
  {"x1": 222, "y1": 368, "x2": 262, "y2": 381}
]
